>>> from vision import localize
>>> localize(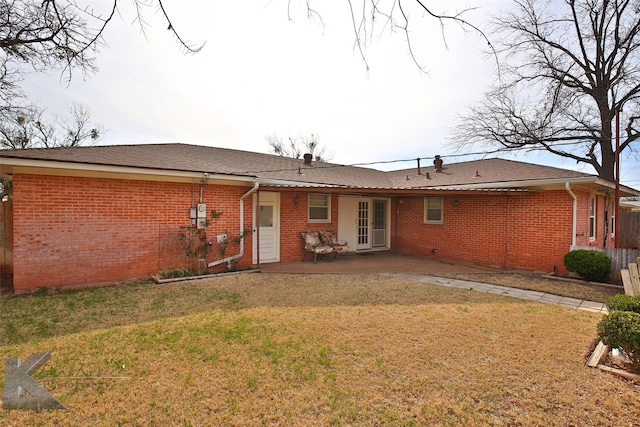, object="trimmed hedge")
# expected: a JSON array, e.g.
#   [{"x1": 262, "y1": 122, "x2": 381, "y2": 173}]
[
  {"x1": 605, "y1": 294, "x2": 640, "y2": 314},
  {"x1": 563, "y1": 249, "x2": 611, "y2": 282}
]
